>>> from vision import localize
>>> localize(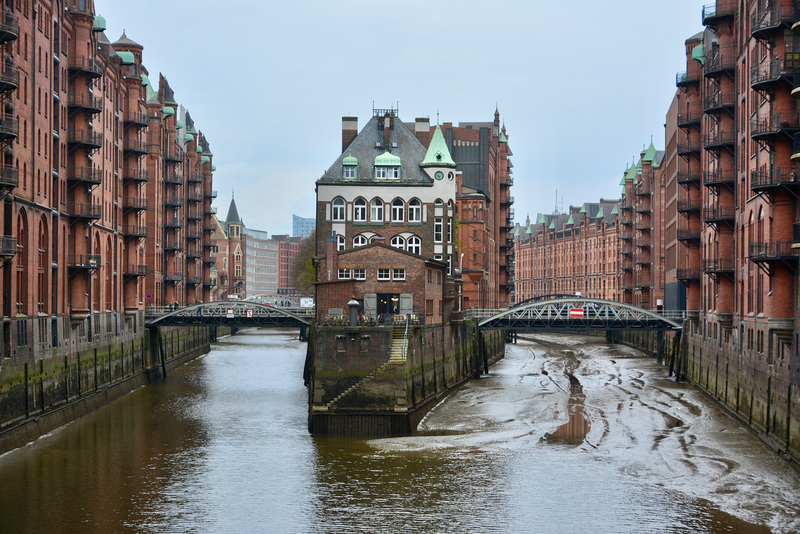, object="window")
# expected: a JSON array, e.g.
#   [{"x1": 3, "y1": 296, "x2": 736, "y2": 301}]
[
  {"x1": 353, "y1": 268, "x2": 366, "y2": 280},
  {"x1": 434, "y1": 218, "x2": 443, "y2": 242},
  {"x1": 391, "y1": 199, "x2": 404, "y2": 222},
  {"x1": 389, "y1": 167, "x2": 399, "y2": 179},
  {"x1": 353, "y1": 235, "x2": 367, "y2": 247},
  {"x1": 377, "y1": 268, "x2": 391, "y2": 281},
  {"x1": 338, "y1": 268, "x2": 351, "y2": 279},
  {"x1": 408, "y1": 199, "x2": 421, "y2": 222},
  {"x1": 391, "y1": 235, "x2": 405, "y2": 249},
  {"x1": 393, "y1": 268, "x2": 405, "y2": 281},
  {"x1": 332, "y1": 197, "x2": 345, "y2": 221},
  {"x1": 354, "y1": 198, "x2": 367, "y2": 221},
  {"x1": 371, "y1": 198, "x2": 383, "y2": 222},
  {"x1": 447, "y1": 218, "x2": 453, "y2": 243},
  {"x1": 407, "y1": 236, "x2": 421, "y2": 255},
  {"x1": 344, "y1": 165, "x2": 356, "y2": 179},
  {"x1": 337, "y1": 234, "x2": 345, "y2": 251},
  {"x1": 375, "y1": 167, "x2": 387, "y2": 179}
]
